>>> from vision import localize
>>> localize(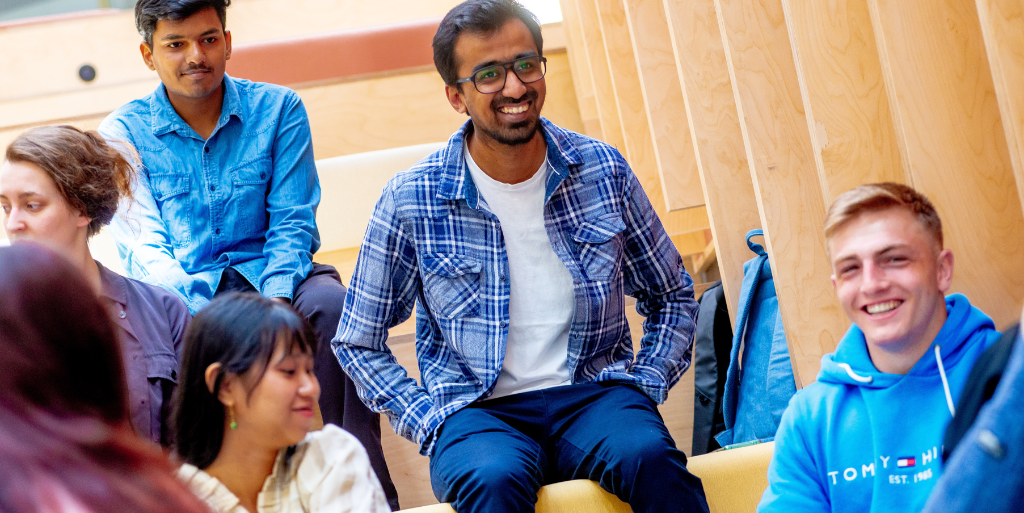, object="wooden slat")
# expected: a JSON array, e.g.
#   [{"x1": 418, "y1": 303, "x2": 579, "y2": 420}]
[
  {"x1": 715, "y1": 0, "x2": 848, "y2": 387},
  {"x1": 660, "y1": 205, "x2": 711, "y2": 236},
  {"x1": 622, "y1": 0, "x2": 706, "y2": 210},
  {"x1": 574, "y1": 0, "x2": 628, "y2": 153},
  {"x1": 976, "y1": 0, "x2": 1024, "y2": 214},
  {"x1": 663, "y1": 0, "x2": 761, "y2": 324},
  {"x1": 594, "y1": 0, "x2": 669, "y2": 214},
  {"x1": 781, "y1": 0, "x2": 906, "y2": 201},
  {"x1": 559, "y1": 0, "x2": 604, "y2": 139},
  {"x1": 867, "y1": 0, "x2": 1024, "y2": 328}
]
